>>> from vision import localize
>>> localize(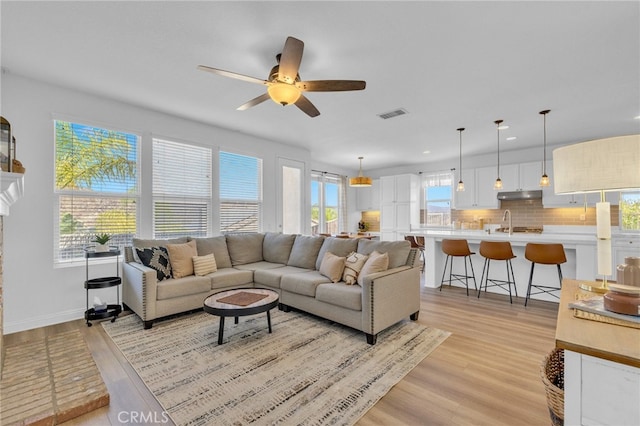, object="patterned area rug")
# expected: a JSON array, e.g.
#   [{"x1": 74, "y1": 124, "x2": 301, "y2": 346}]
[{"x1": 103, "y1": 309, "x2": 449, "y2": 426}]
